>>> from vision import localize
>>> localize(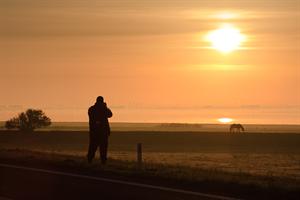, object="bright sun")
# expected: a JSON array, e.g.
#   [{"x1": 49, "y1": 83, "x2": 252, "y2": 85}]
[{"x1": 206, "y1": 24, "x2": 245, "y2": 53}]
